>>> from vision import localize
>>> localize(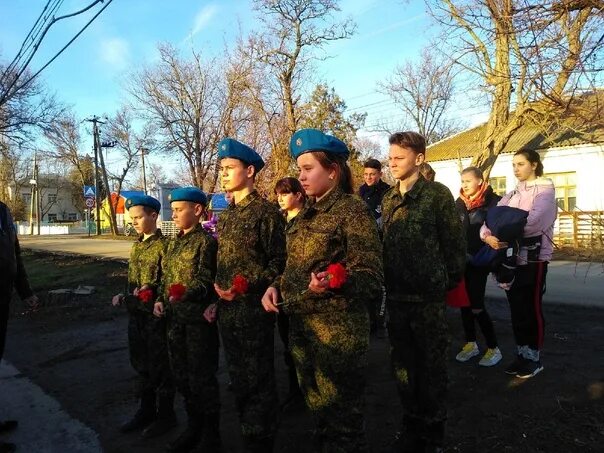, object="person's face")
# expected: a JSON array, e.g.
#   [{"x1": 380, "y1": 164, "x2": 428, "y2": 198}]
[
  {"x1": 171, "y1": 201, "x2": 203, "y2": 230},
  {"x1": 297, "y1": 153, "x2": 336, "y2": 198},
  {"x1": 363, "y1": 168, "x2": 381, "y2": 186},
  {"x1": 225, "y1": 191, "x2": 234, "y2": 204},
  {"x1": 461, "y1": 172, "x2": 483, "y2": 197},
  {"x1": 277, "y1": 191, "x2": 302, "y2": 212},
  {"x1": 128, "y1": 205, "x2": 157, "y2": 235},
  {"x1": 220, "y1": 158, "x2": 254, "y2": 192},
  {"x1": 388, "y1": 144, "x2": 424, "y2": 181},
  {"x1": 512, "y1": 154, "x2": 538, "y2": 182}
]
